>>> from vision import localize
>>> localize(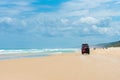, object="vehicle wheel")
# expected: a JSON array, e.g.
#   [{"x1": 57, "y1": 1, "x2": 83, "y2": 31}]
[{"x1": 87, "y1": 52, "x2": 90, "y2": 54}]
